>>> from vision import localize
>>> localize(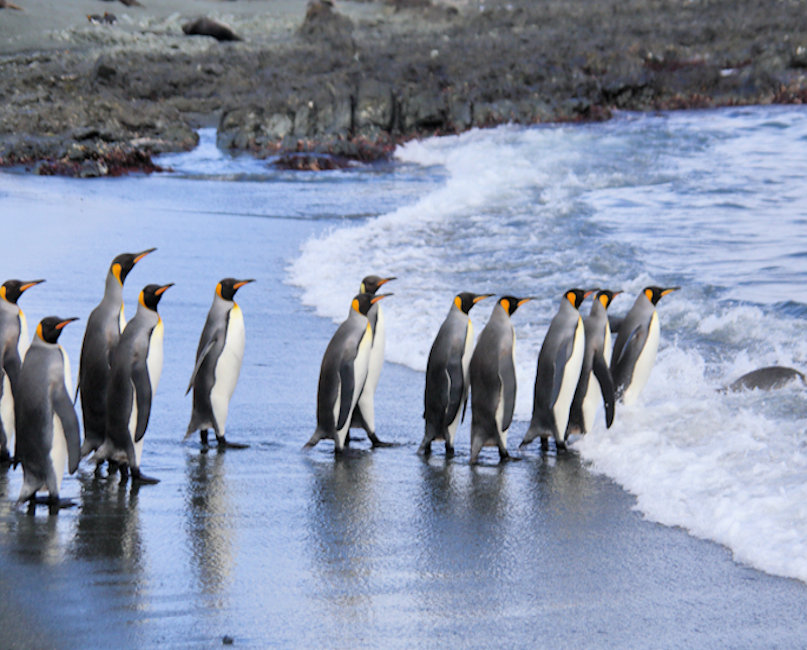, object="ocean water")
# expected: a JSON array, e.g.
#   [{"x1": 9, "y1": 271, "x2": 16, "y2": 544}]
[
  {"x1": 289, "y1": 106, "x2": 807, "y2": 584},
  {"x1": 0, "y1": 106, "x2": 806, "y2": 647}
]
